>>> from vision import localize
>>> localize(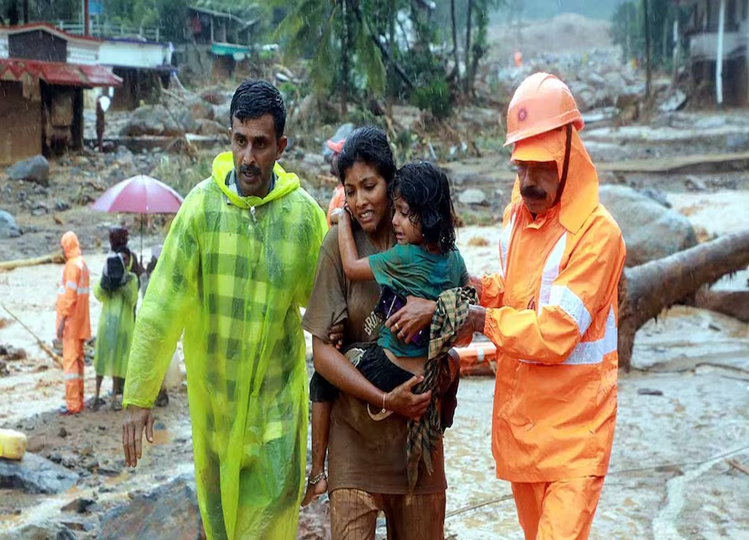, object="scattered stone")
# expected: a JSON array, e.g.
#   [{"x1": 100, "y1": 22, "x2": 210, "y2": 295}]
[
  {"x1": 467, "y1": 236, "x2": 490, "y2": 247},
  {"x1": 0, "y1": 452, "x2": 78, "y2": 494},
  {"x1": 0, "y1": 210, "x2": 21, "y2": 238},
  {"x1": 708, "y1": 323, "x2": 721, "y2": 332},
  {"x1": 55, "y1": 200, "x2": 71, "y2": 212},
  {"x1": 59, "y1": 519, "x2": 94, "y2": 533},
  {"x1": 96, "y1": 465, "x2": 122, "y2": 478},
  {"x1": 120, "y1": 105, "x2": 185, "y2": 137},
  {"x1": 0, "y1": 522, "x2": 78, "y2": 540},
  {"x1": 199, "y1": 85, "x2": 232, "y2": 105},
  {"x1": 58, "y1": 427, "x2": 68, "y2": 439},
  {"x1": 61, "y1": 497, "x2": 98, "y2": 514},
  {"x1": 7, "y1": 155, "x2": 50, "y2": 186},
  {"x1": 599, "y1": 185, "x2": 698, "y2": 266},
  {"x1": 459, "y1": 188, "x2": 488, "y2": 206},
  {"x1": 638, "y1": 188, "x2": 671, "y2": 208},
  {"x1": 0, "y1": 360, "x2": 8, "y2": 376},
  {"x1": 194, "y1": 119, "x2": 228, "y2": 137},
  {"x1": 685, "y1": 176, "x2": 708, "y2": 192},
  {"x1": 99, "y1": 476, "x2": 201, "y2": 540},
  {"x1": 637, "y1": 388, "x2": 664, "y2": 396},
  {"x1": 4, "y1": 346, "x2": 27, "y2": 361}
]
